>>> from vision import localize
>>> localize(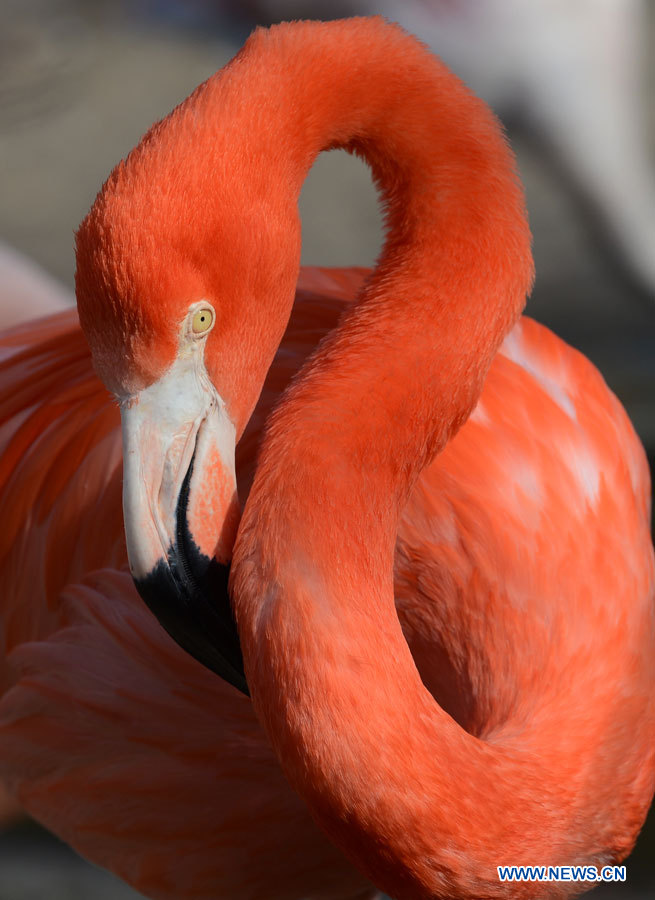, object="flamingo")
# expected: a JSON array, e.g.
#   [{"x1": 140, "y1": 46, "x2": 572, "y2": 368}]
[{"x1": 0, "y1": 16, "x2": 653, "y2": 900}]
